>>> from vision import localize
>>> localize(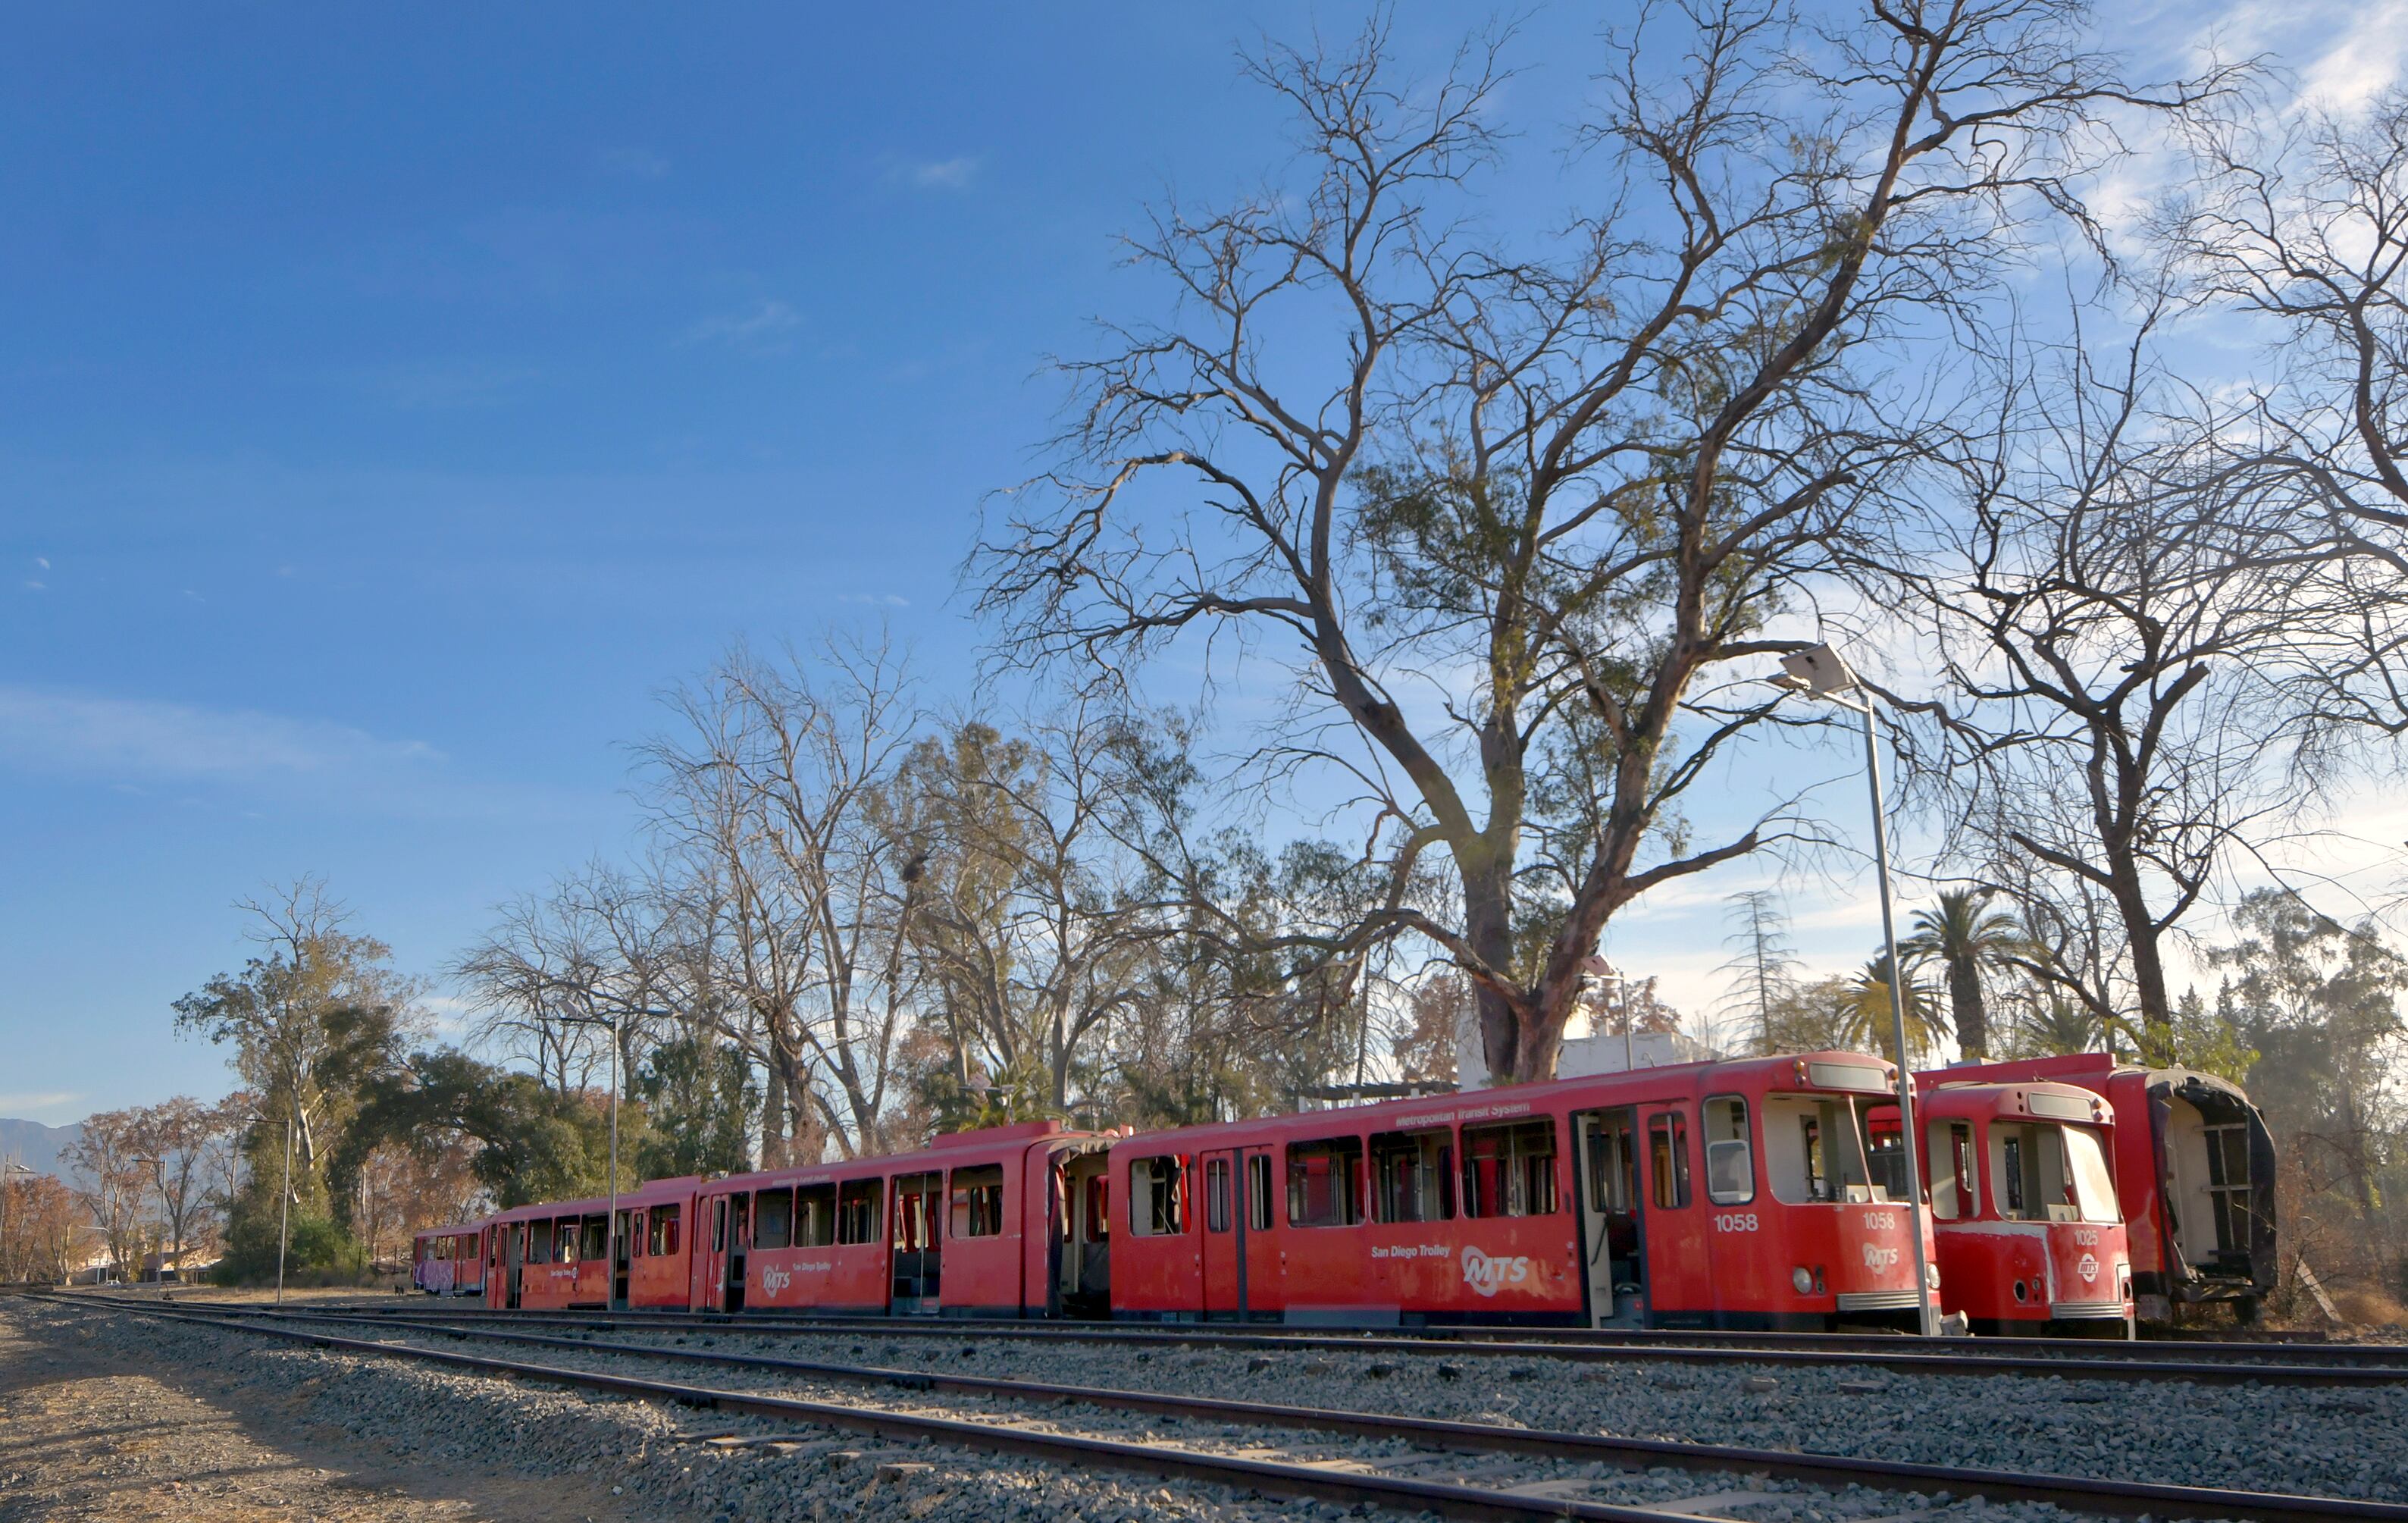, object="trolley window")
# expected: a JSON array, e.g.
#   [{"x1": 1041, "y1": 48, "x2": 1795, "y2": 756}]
[
  {"x1": 797, "y1": 1183, "x2": 839, "y2": 1247},
  {"x1": 2063, "y1": 1125, "x2": 2119, "y2": 1222},
  {"x1": 1084, "y1": 1174, "x2": 1110, "y2": 1241},
  {"x1": 647, "y1": 1205, "x2": 680, "y2": 1257},
  {"x1": 556, "y1": 1217, "x2": 583, "y2": 1262},
  {"x1": 1246, "y1": 1153, "x2": 1273, "y2": 1232},
  {"x1": 1130, "y1": 1155, "x2": 1188, "y2": 1236},
  {"x1": 836, "y1": 1180, "x2": 881, "y2": 1245},
  {"x1": 891, "y1": 1174, "x2": 941, "y2": 1251},
  {"x1": 529, "y1": 1219, "x2": 554, "y2": 1264},
  {"x1": 1763, "y1": 1094, "x2": 1891, "y2": 1203},
  {"x1": 1585, "y1": 1114, "x2": 1639, "y2": 1212},
  {"x1": 754, "y1": 1187, "x2": 794, "y2": 1250},
  {"x1": 1927, "y1": 1120, "x2": 1977, "y2": 1221},
  {"x1": 1463, "y1": 1119, "x2": 1559, "y2": 1217},
  {"x1": 582, "y1": 1216, "x2": 606, "y2": 1259},
  {"x1": 1994, "y1": 1121, "x2": 2117, "y2": 1223},
  {"x1": 1647, "y1": 1113, "x2": 1690, "y2": 1210},
  {"x1": 628, "y1": 1211, "x2": 645, "y2": 1258},
  {"x1": 1287, "y1": 1136, "x2": 1366, "y2": 1227},
  {"x1": 1205, "y1": 1157, "x2": 1232, "y2": 1233},
  {"x1": 950, "y1": 1164, "x2": 1006, "y2": 1238},
  {"x1": 1702, "y1": 1096, "x2": 1754, "y2": 1205},
  {"x1": 1370, "y1": 1128, "x2": 1455, "y2": 1223}
]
